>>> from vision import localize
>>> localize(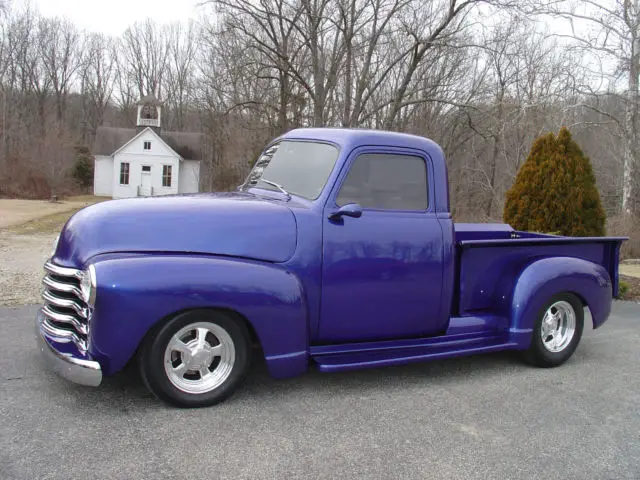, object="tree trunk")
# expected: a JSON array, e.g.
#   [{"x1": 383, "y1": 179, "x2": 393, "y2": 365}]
[
  {"x1": 341, "y1": 1, "x2": 355, "y2": 127},
  {"x1": 486, "y1": 90, "x2": 505, "y2": 217},
  {"x1": 486, "y1": 135, "x2": 499, "y2": 217},
  {"x1": 278, "y1": 69, "x2": 289, "y2": 133},
  {"x1": 622, "y1": 5, "x2": 640, "y2": 217}
]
